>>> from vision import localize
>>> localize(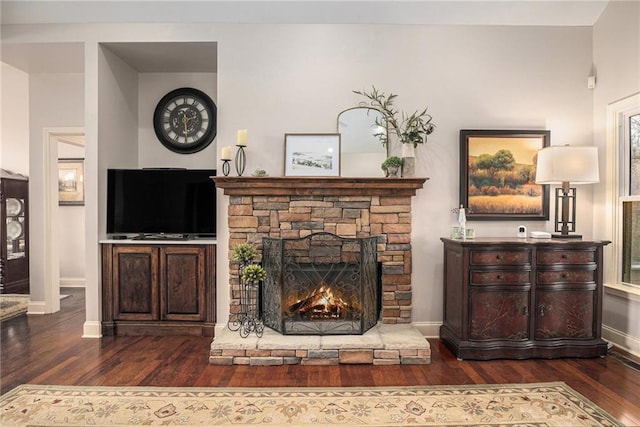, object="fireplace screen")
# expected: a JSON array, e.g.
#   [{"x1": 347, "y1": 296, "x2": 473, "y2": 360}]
[{"x1": 262, "y1": 232, "x2": 379, "y2": 335}]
